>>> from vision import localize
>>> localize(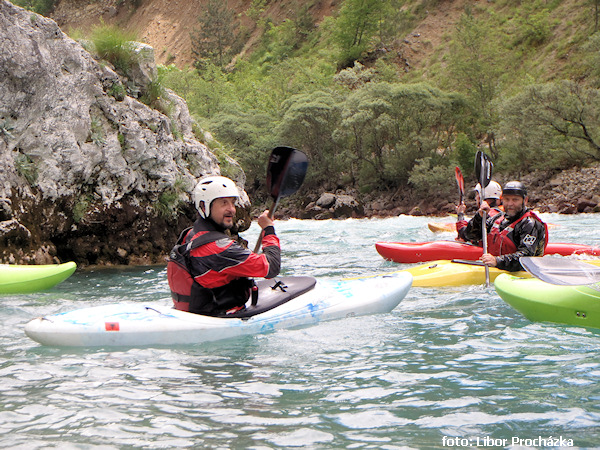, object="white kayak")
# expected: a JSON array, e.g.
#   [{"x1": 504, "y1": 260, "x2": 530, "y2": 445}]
[{"x1": 24, "y1": 272, "x2": 412, "y2": 348}]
